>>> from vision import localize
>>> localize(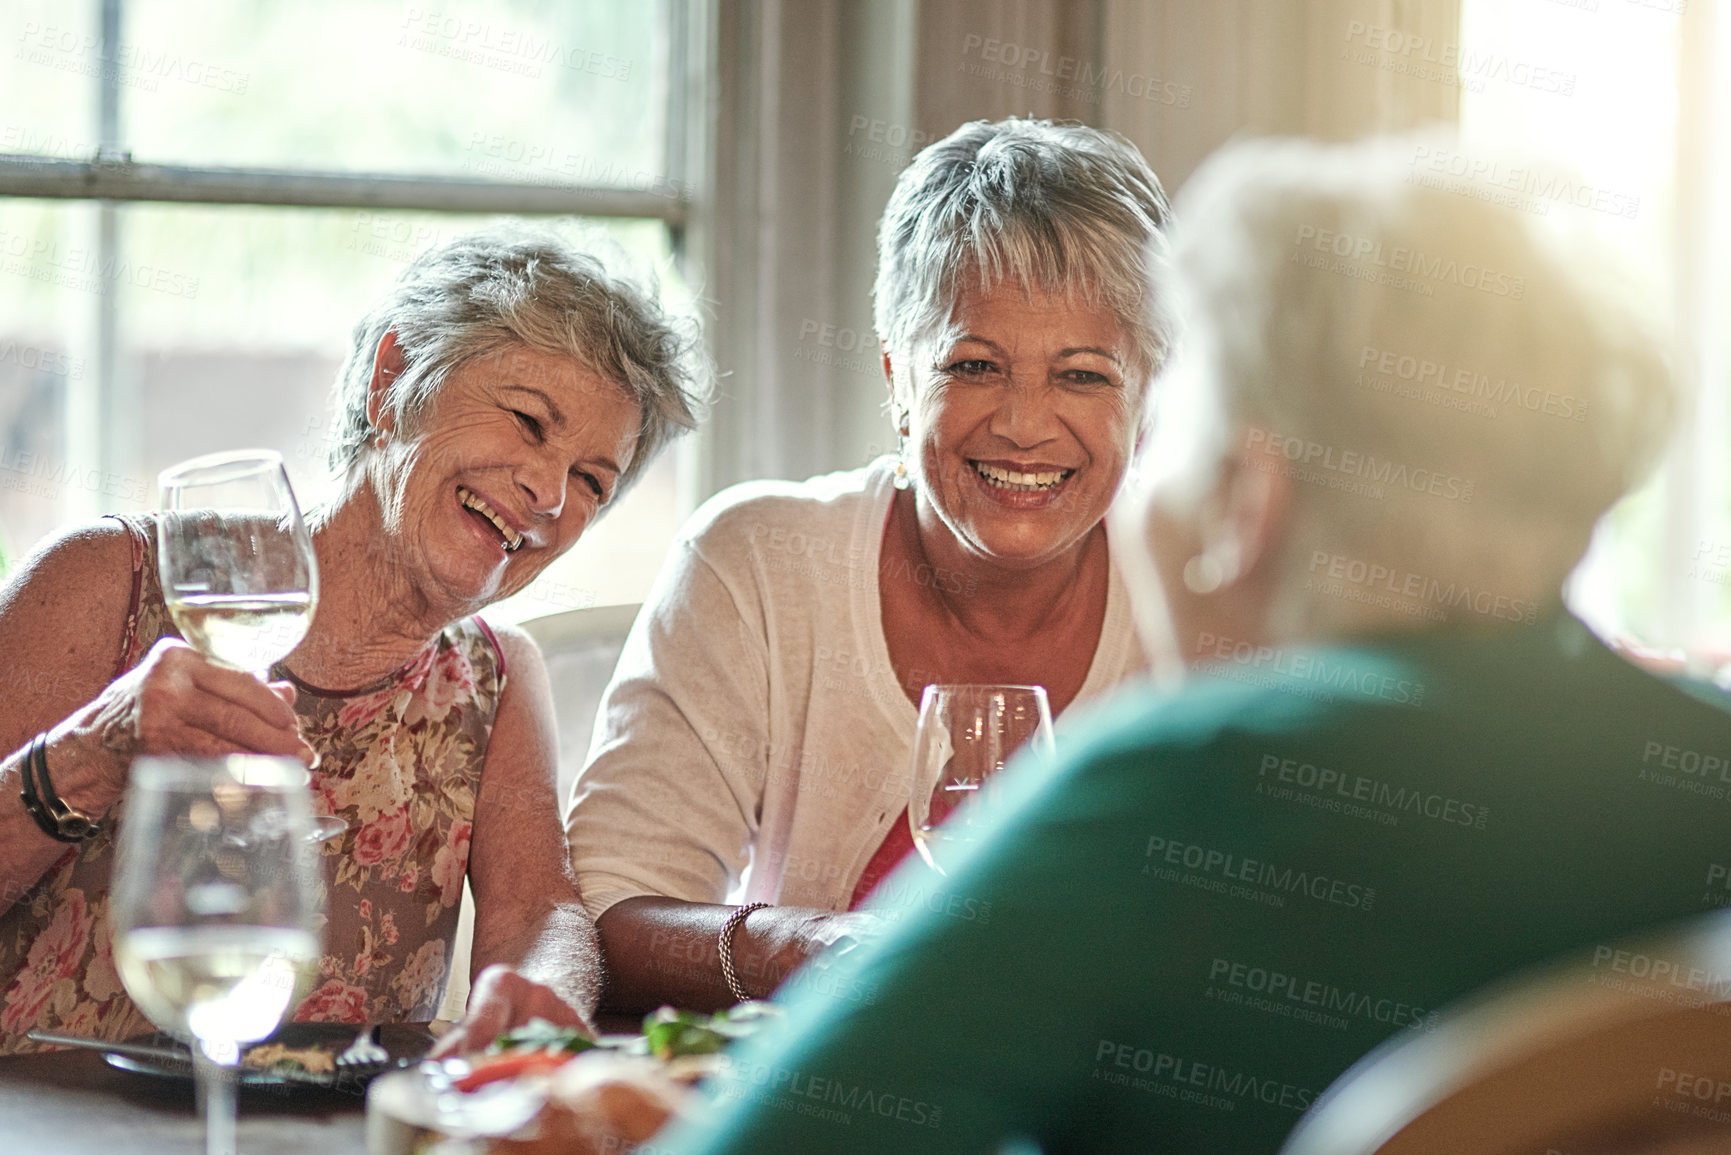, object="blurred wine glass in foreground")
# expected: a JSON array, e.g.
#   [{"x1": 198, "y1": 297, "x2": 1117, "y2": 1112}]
[
  {"x1": 112, "y1": 755, "x2": 324, "y2": 1155},
  {"x1": 908, "y1": 684, "x2": 1055, "y2": 874}
]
